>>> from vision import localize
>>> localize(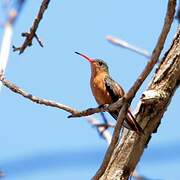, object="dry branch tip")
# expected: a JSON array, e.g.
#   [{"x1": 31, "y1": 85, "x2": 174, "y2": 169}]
[{"x1": 12, "y1": 0, "x2": 50, "y2": 54}]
